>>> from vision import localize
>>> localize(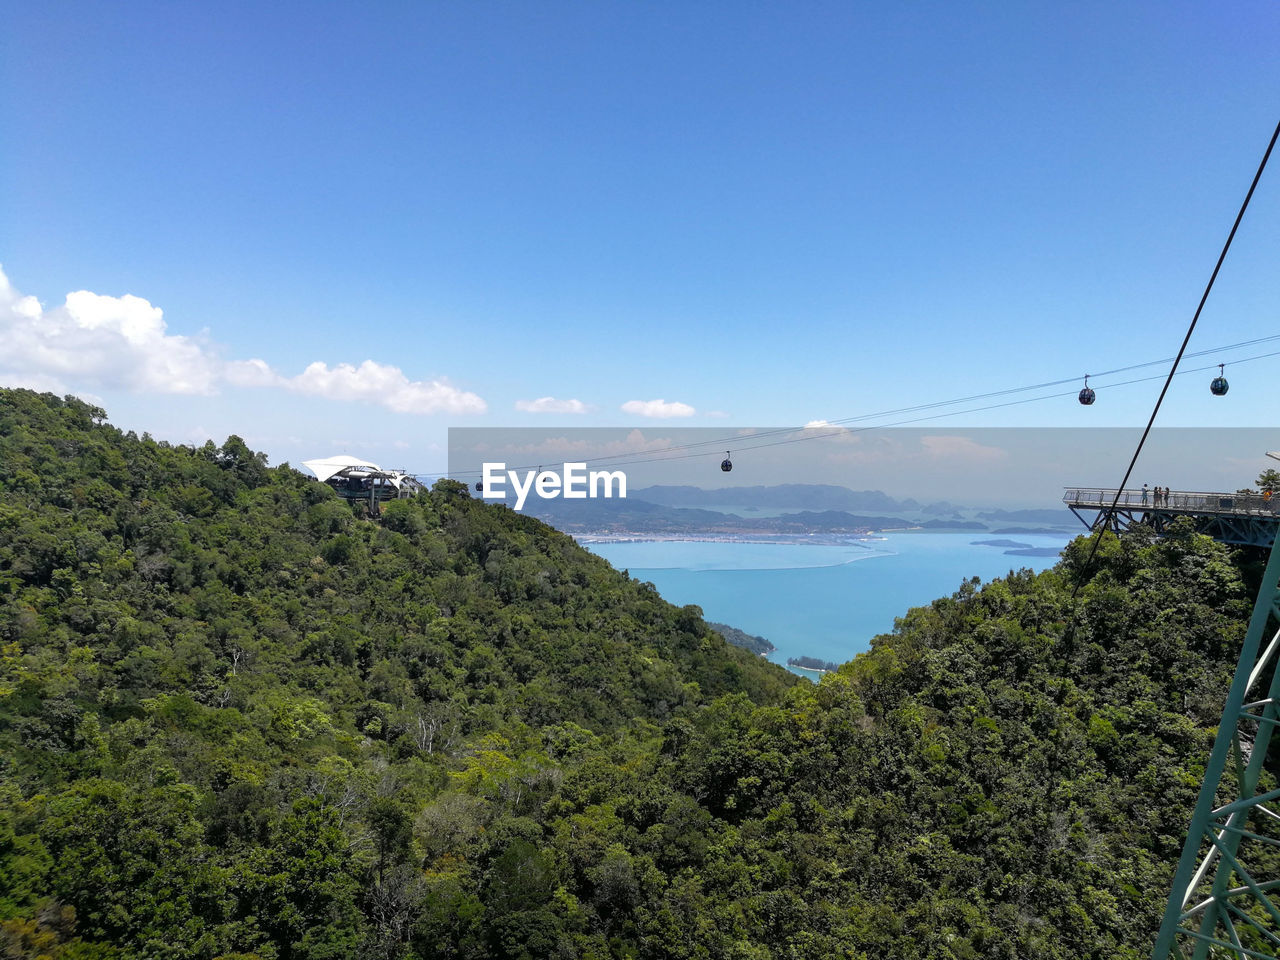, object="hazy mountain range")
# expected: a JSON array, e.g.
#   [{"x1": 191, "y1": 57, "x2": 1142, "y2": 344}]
[{"x1": 497, "y1": 483, "x2": 1078, "y2": 538}]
